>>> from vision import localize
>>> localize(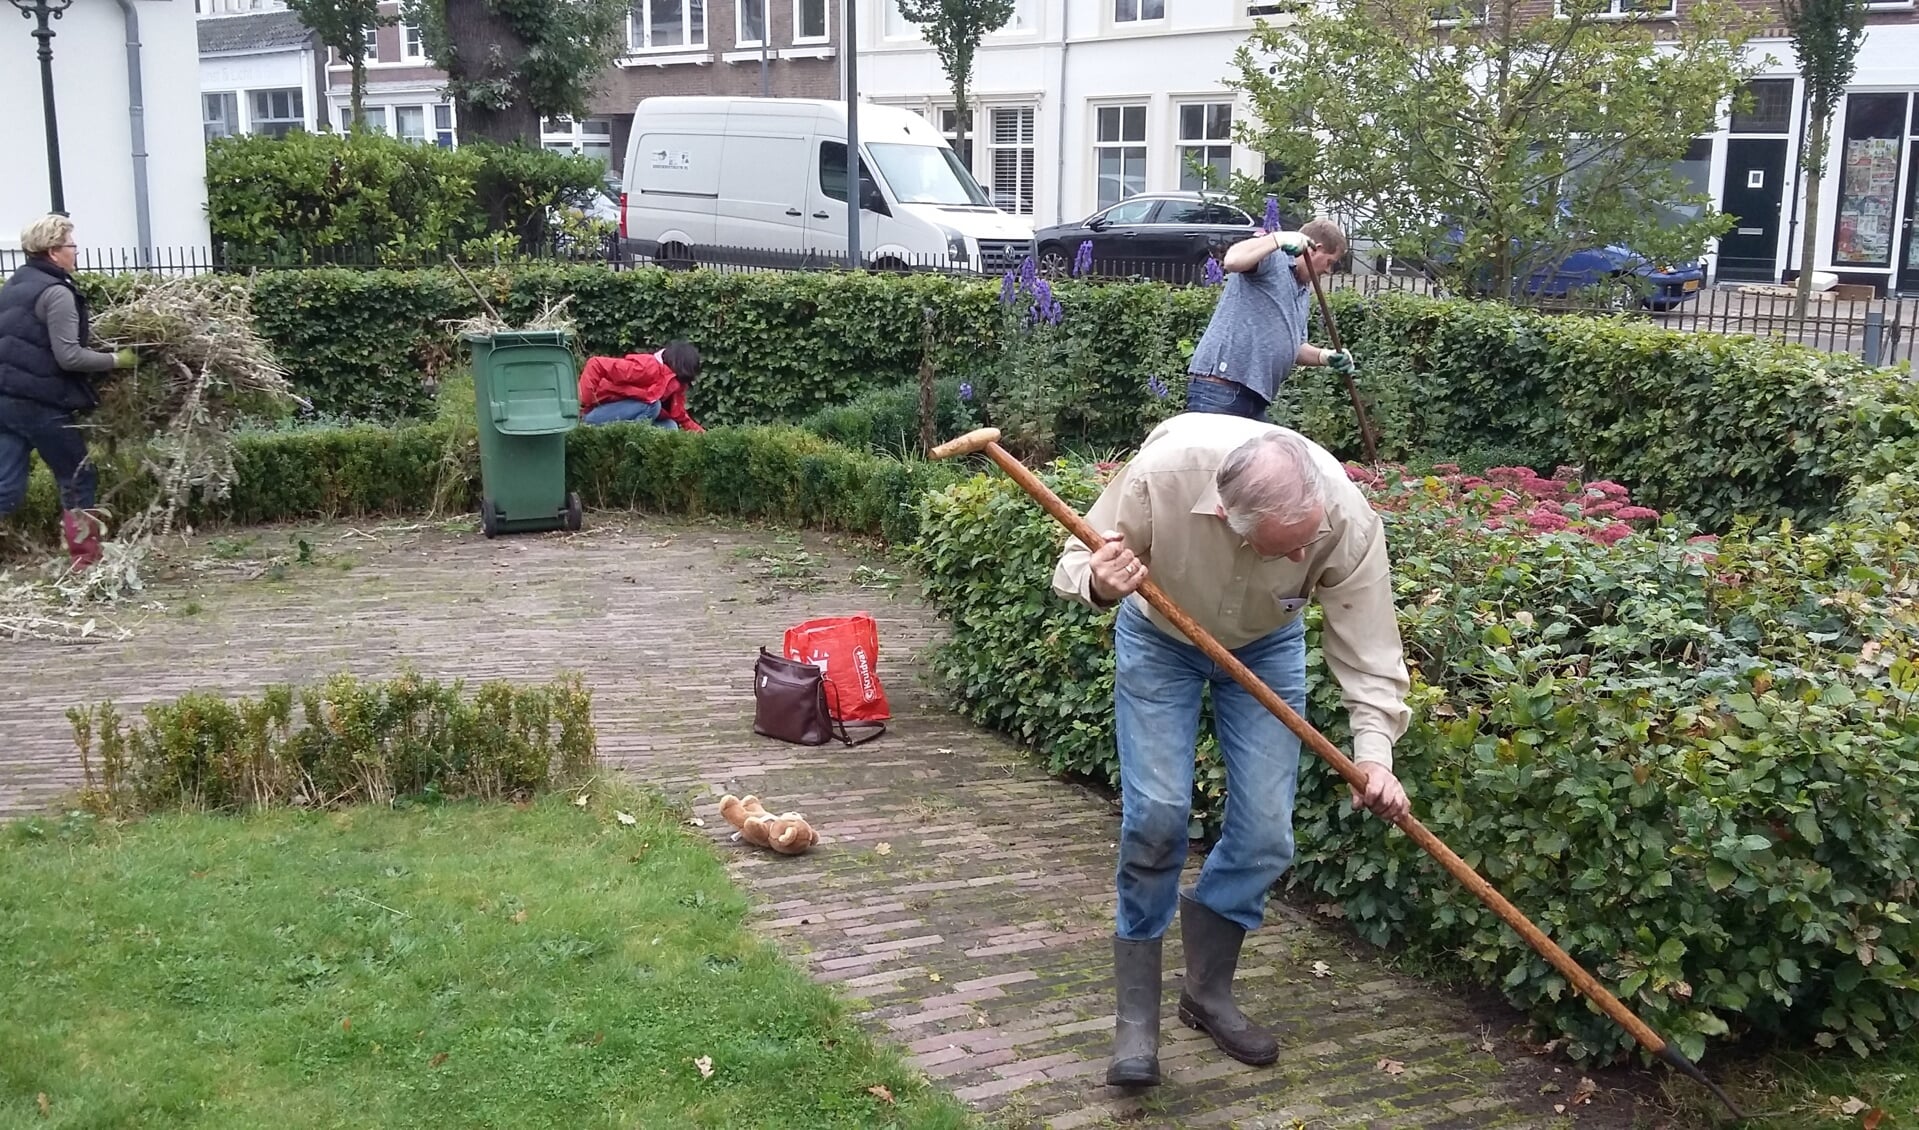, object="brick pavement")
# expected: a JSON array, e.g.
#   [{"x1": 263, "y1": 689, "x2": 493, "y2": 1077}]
[{"x1": 0, "y1": 517, "x2": 1660, "y2": 1128}]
